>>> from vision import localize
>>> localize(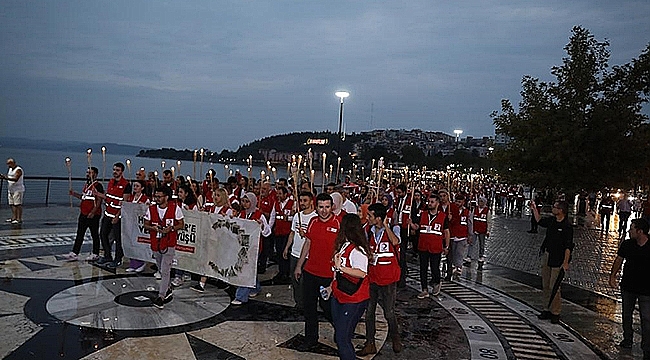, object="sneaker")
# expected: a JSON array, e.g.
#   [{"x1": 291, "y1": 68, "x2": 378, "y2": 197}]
[
  {"x1": 85, "y1": 254, "x2": 100, "y2": 261},
  {"x1": 152, "y1": 297, "x2": 164, "y2": 309},
  {"x1": 164, "y1": 287, "x2": 173, "y2": 300},
  {"x1": 96, "y1": 257, "x2": 112, "y2": 265},
  {"x1": 11, "y1": 220, "x2": 21, "y2": 224},
  {"x1": 537, "y1": 311, "x2": 551, "y2": 320},
  {"x1": 64, "y1": 252, "x2": 79, "y2": 261},
  {"x1": 5, "y1": 218, "x2": 14, "y2": 222},
  {"x1": 171, "y1": 277, "x2": 183, "y2": 287},
  {"x1": 182, "y1": 273, "x2": 192, "y2": 281},
  {"x1": 618, "y1": 339, "x2": 632, "y2": 348},
  {"x1": 249, "y1": 292, "x2": 260, "y2": 298},
  {"x1": 125, "y1": 267, "x2": 137, "y2": 272},
  {"x1": 134, "y1": 264, "x2": 146, "y2": 273},
  {"x1": 106, "y1": 261, "x2": 122, "y2": 269},
  {"x1": 417, "y1": 291, "x2": 430, "y2": 299},
  {"x1": 154, "y1": 271, "x2": 162, "y2": 280},
  {"x1": 230, "y1": 299, "x2": 244, "y2": 305},
  {"x1": 191, "y1": 284, "x2": 205, "y2": 293},
  {"x1": 478, "y1": 256, "x2": 485, "y2": 263},
  {"x1": 432, "y1": 283, "x2": 441, "y2": 296}
]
